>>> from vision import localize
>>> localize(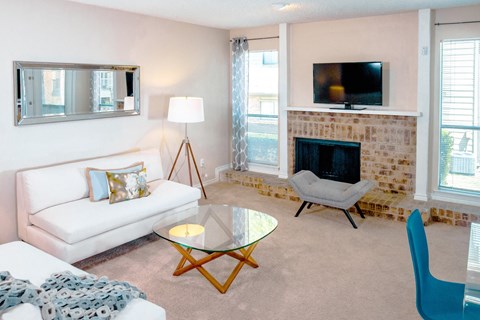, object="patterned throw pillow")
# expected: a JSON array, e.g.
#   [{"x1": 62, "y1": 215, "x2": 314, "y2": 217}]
[
  {"x1": 105, "y1": 168, "x2": 150, "y2": 204},
  {"x1": 86, "y1": 162, "x2": 144, "y2": 202}
]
